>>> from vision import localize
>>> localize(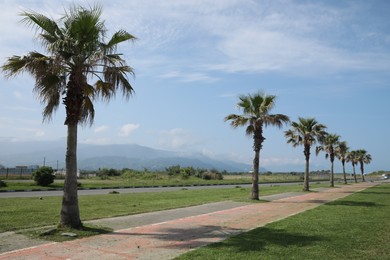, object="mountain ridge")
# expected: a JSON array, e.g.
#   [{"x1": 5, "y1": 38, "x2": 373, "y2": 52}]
[{"x1": 0, "y1": 141, "x2": 252, "y2": 172}]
